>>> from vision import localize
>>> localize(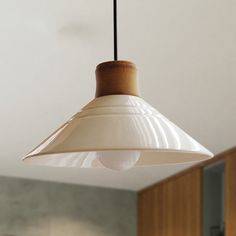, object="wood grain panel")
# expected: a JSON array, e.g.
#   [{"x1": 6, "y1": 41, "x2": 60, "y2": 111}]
[
  {"x1": 138, "y1": 169, "x2": 202, "y2": 236},
  {"x1": 225, "y1": 152, "x2": 236, "y2": 236},
  {"x1": 162, "y1": 169, "x2": 202, "y2": 236},
  {"x1": 138, "y1": 184, "x2": 164, "y2": 236},
  {"x1": 138, "y1": 147, "x2": 236, "y2": 236}
]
